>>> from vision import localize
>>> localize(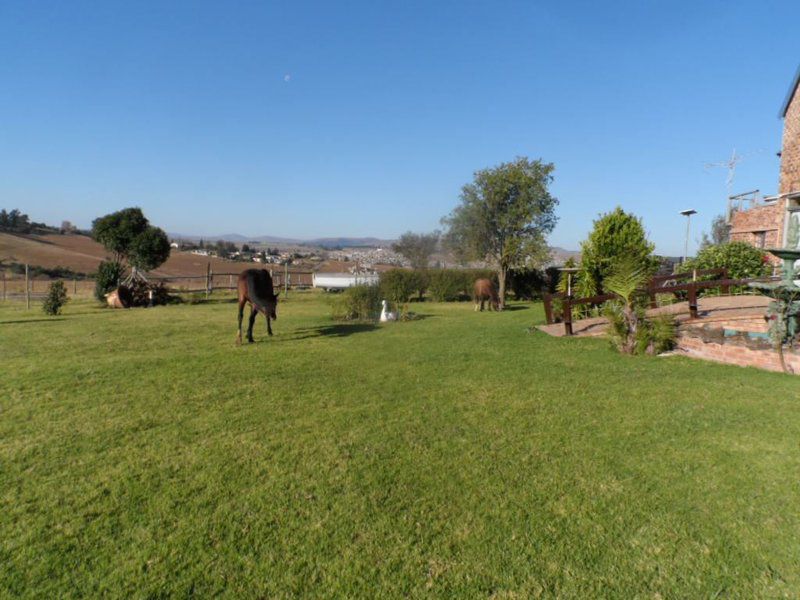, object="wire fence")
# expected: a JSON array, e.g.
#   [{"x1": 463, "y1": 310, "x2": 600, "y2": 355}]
[{"x1": 0, "y1": 264, "x2": 316, "y2": 306}]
